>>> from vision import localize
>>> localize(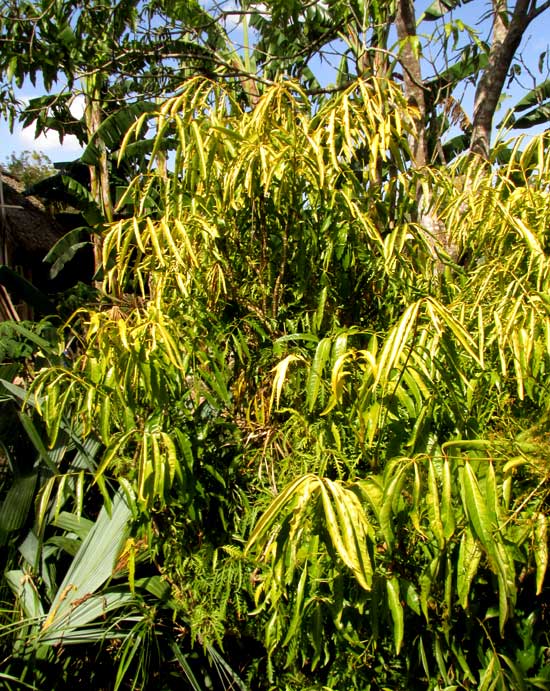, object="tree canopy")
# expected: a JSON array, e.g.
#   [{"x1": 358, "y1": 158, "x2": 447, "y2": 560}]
[{"x1": 0, "y1": 2, "x2": 550, "y2": 690}]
